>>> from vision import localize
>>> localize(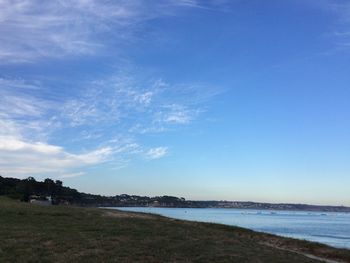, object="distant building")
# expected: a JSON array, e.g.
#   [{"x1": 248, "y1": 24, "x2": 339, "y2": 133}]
[{"x1": 29, "y1": 195, "x2": 52, "y2": 206}]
